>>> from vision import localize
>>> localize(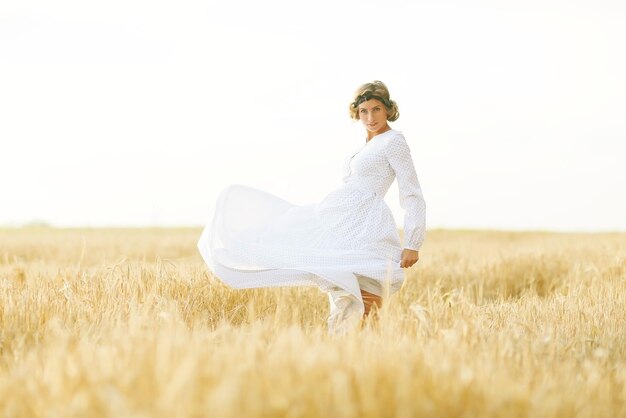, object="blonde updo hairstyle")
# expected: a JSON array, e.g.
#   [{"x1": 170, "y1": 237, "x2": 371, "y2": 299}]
[{"x1": 348, "y1": 80, "x2": 400, "y2": 122}]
